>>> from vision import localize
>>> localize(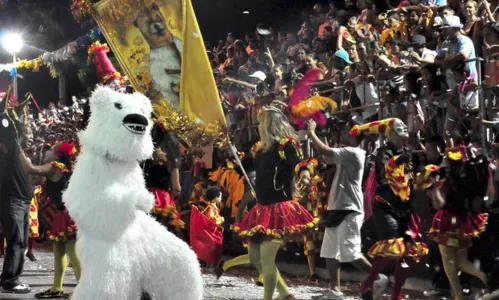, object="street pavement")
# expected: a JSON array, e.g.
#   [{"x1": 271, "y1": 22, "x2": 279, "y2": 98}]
[{"x1": 0, "y1": 245, "x2": 443, "y2": 299}]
